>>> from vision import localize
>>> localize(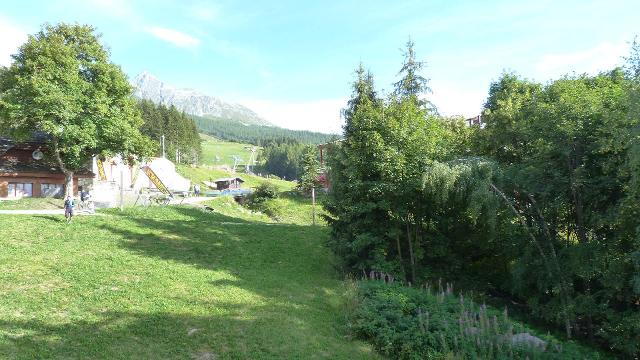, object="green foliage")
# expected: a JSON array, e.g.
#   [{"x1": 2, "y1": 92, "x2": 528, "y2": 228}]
[
  {"x1": 297, "y1": 145, "x2": 322, "y2": 194},
  {"x1": 326, "y1": 40, "x2": 640, "y2": 357},
  {"x1": 393, "y1": 39, "x2": 435, "y2": 111},
  {"x1": 349, "y1": 281, "x2": 606, "y2": 359},
  {"x1": 137, "y1": 99, "x2": 201, "y2": 164},
  {"x1": 258, "y1": 139, "x2": 307, "y2": 180},
  {"x1": 191, "y1": 114, "x2": 335, "y2": 145},
  {"x1": 244, "y1": 182, "x2": 280, "y2": 219},
  {"x1": 248, "y1": 182, "x2": 279, "y2": 203},
  {"x1": 0, "y1": 23, "x2": 153, "y2": 196}
]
